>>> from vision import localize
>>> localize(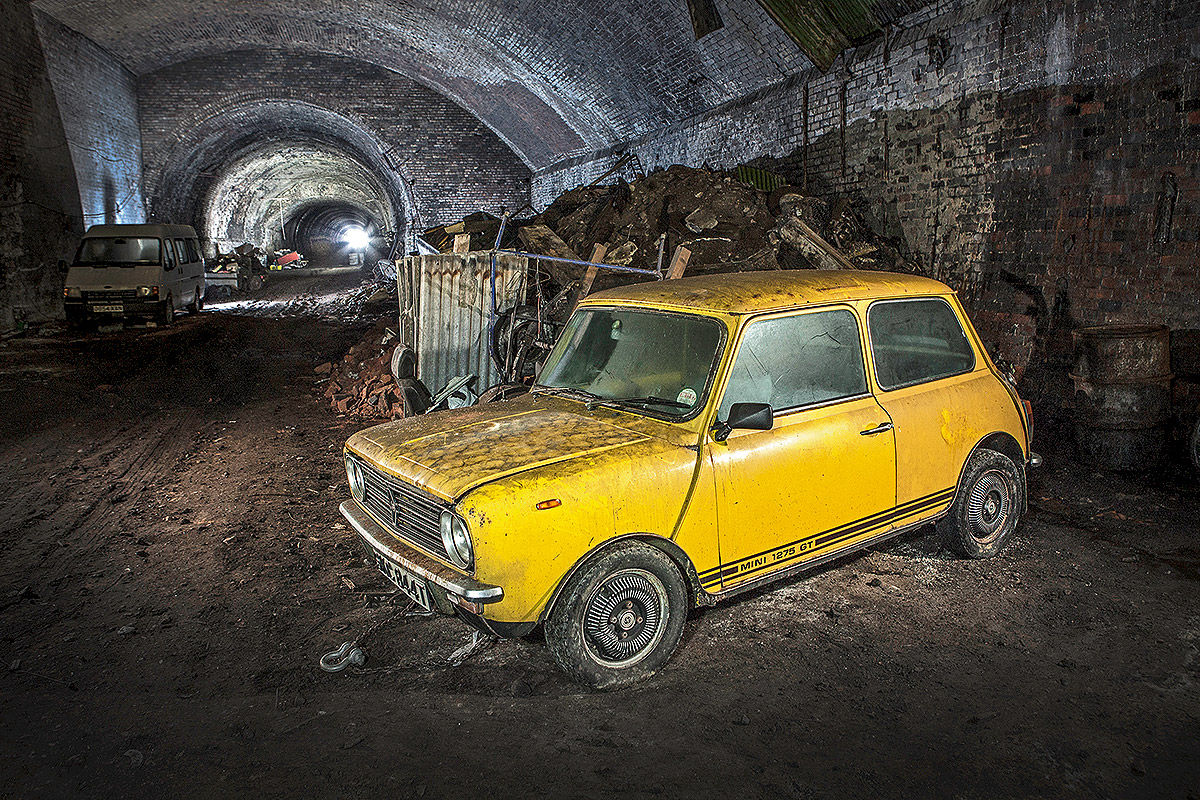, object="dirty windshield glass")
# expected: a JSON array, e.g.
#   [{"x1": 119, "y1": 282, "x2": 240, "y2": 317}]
[
  {"x1": 76, "y1": 237, "x2": 161, "y2": 266},
  {"x1": 538, "y1": 308, "x2": 723, "y2": 416}
]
